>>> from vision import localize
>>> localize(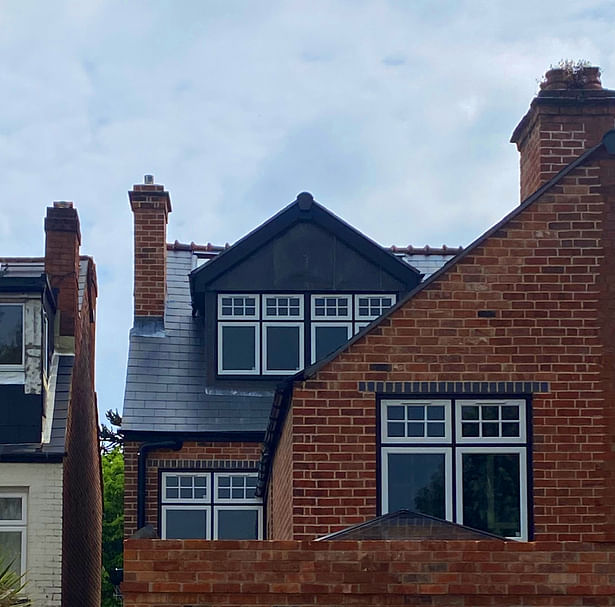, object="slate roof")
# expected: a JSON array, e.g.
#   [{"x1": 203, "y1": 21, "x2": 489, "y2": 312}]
[
  {"x1": 122, "y1": 244, "x2": 458, "y2": 435},
  {"x1": 315, "y1": 510, "x2": 506, "y2": 541},
  {"x1": 121, "y1": 248, "x2": 273, "y2": 435}
]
